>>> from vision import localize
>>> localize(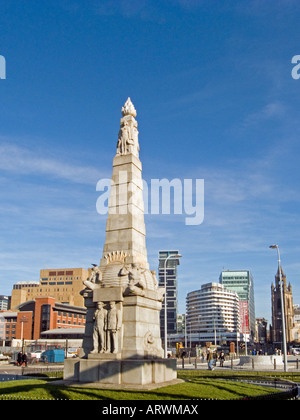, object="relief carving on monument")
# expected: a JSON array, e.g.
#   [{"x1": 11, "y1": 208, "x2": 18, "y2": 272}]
[{"x1": 144, "y1": 330, "x2": 164, "y2": 358}]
